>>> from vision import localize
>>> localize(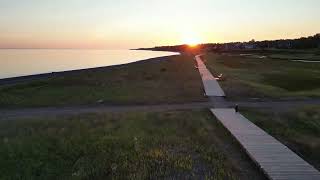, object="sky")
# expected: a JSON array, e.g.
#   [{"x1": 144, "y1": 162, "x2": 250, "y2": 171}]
[{"x1": 0, "y1": 0, "x2": 319, "y2": 49}]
